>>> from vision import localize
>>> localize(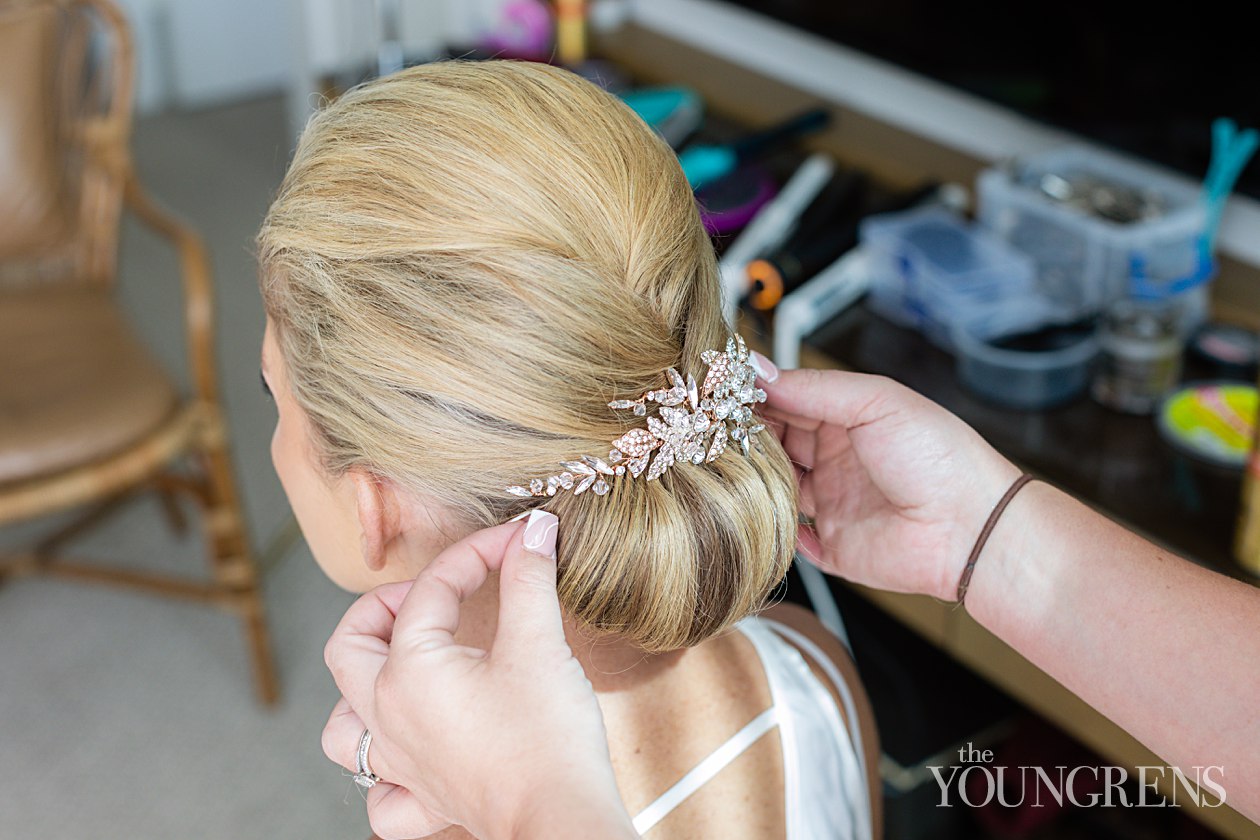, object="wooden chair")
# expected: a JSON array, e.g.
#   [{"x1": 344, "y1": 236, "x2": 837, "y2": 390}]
[{"x1": 0, "y1": 0, "x2": 279, "y2": 705}]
